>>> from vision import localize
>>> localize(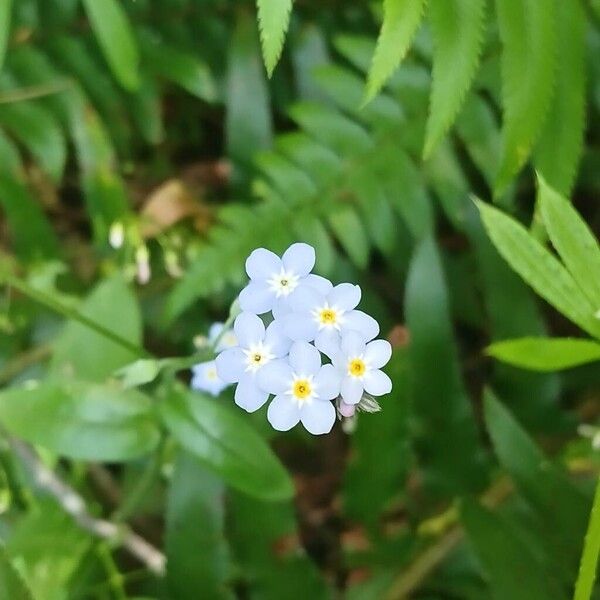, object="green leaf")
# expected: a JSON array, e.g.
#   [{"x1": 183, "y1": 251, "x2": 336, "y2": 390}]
[
  {"x1": 405, "y1": 234, "x2": 486, "y2": 496},
  {"x1": 538, "y1": 176, "x2": 600, "y2": 310},
  {"x1": 365, "y1": 0, "x2": 426, "y2": 103},
  {"x1": 166, "y1": 451, "x2": 233, "y2": 600},
  {"x1": 115, "y1": 359, "x2": 160, "y2": 389},
  {"x1": 159, "y1": 387, "x2": 294, "y2": 502},
  {"x1": 487, "y1": 337, "x2": 600, "y2": 371},
  {"x1": 256, "y1": 0, "x2": 292, "y2": 76},
  {"x1": 534, "y1": 0, "x2": 585, "y2": 196},
  {"x1": 461, "y1": 499, "x2": 561, "y2": 600},
  {"x1": 484, "y1": 390, "x2": 589, "y2": 575},
  {"x1": 50, "y1": 276, "x2": 142, "y2": 381},
  {"x1": 423, "y1": 0, "x2": 486, "y2": 158},
  {"x1": 0, "y1": 381, "x2": 159, "y2": 461},
  {"x1": 81, "y1": 0, "x2": 140, "y2": 90},
  {"x1": 0, "y1": 0, "x2": 12, "y2": 71},
  {"x1": 476, "y1": 200, "x2": 600, "y2": 339},
  {"x1": 494, "y1": 0, "x2": 556, "y2": 195},
  {"x1": 574, "y1": 476, "x2": 600, "y2": 600},
  {"x1": 0, "y1": 545, "x2": 34, "y2": 600},
  {"x1": 328, "y1": 207, "x2": 369, "y2": 269}
]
